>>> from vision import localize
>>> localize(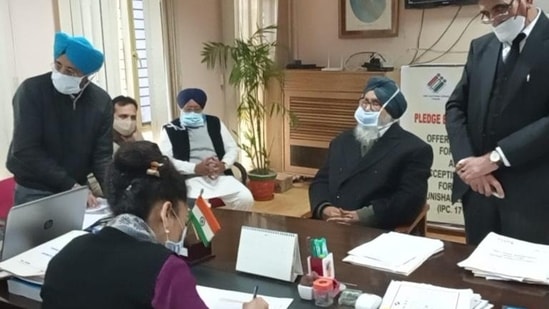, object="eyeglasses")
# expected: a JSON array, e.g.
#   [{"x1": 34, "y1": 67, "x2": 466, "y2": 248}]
[
  {"x1": 52, "y1": 61, "x2": 82, "y2": 77},
  {"x1": 480, "y1": 0, "x2": 516, "y2": 25},
  {"x1": 358, "y1": 97, "x2": 382, "y2": 111}
]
